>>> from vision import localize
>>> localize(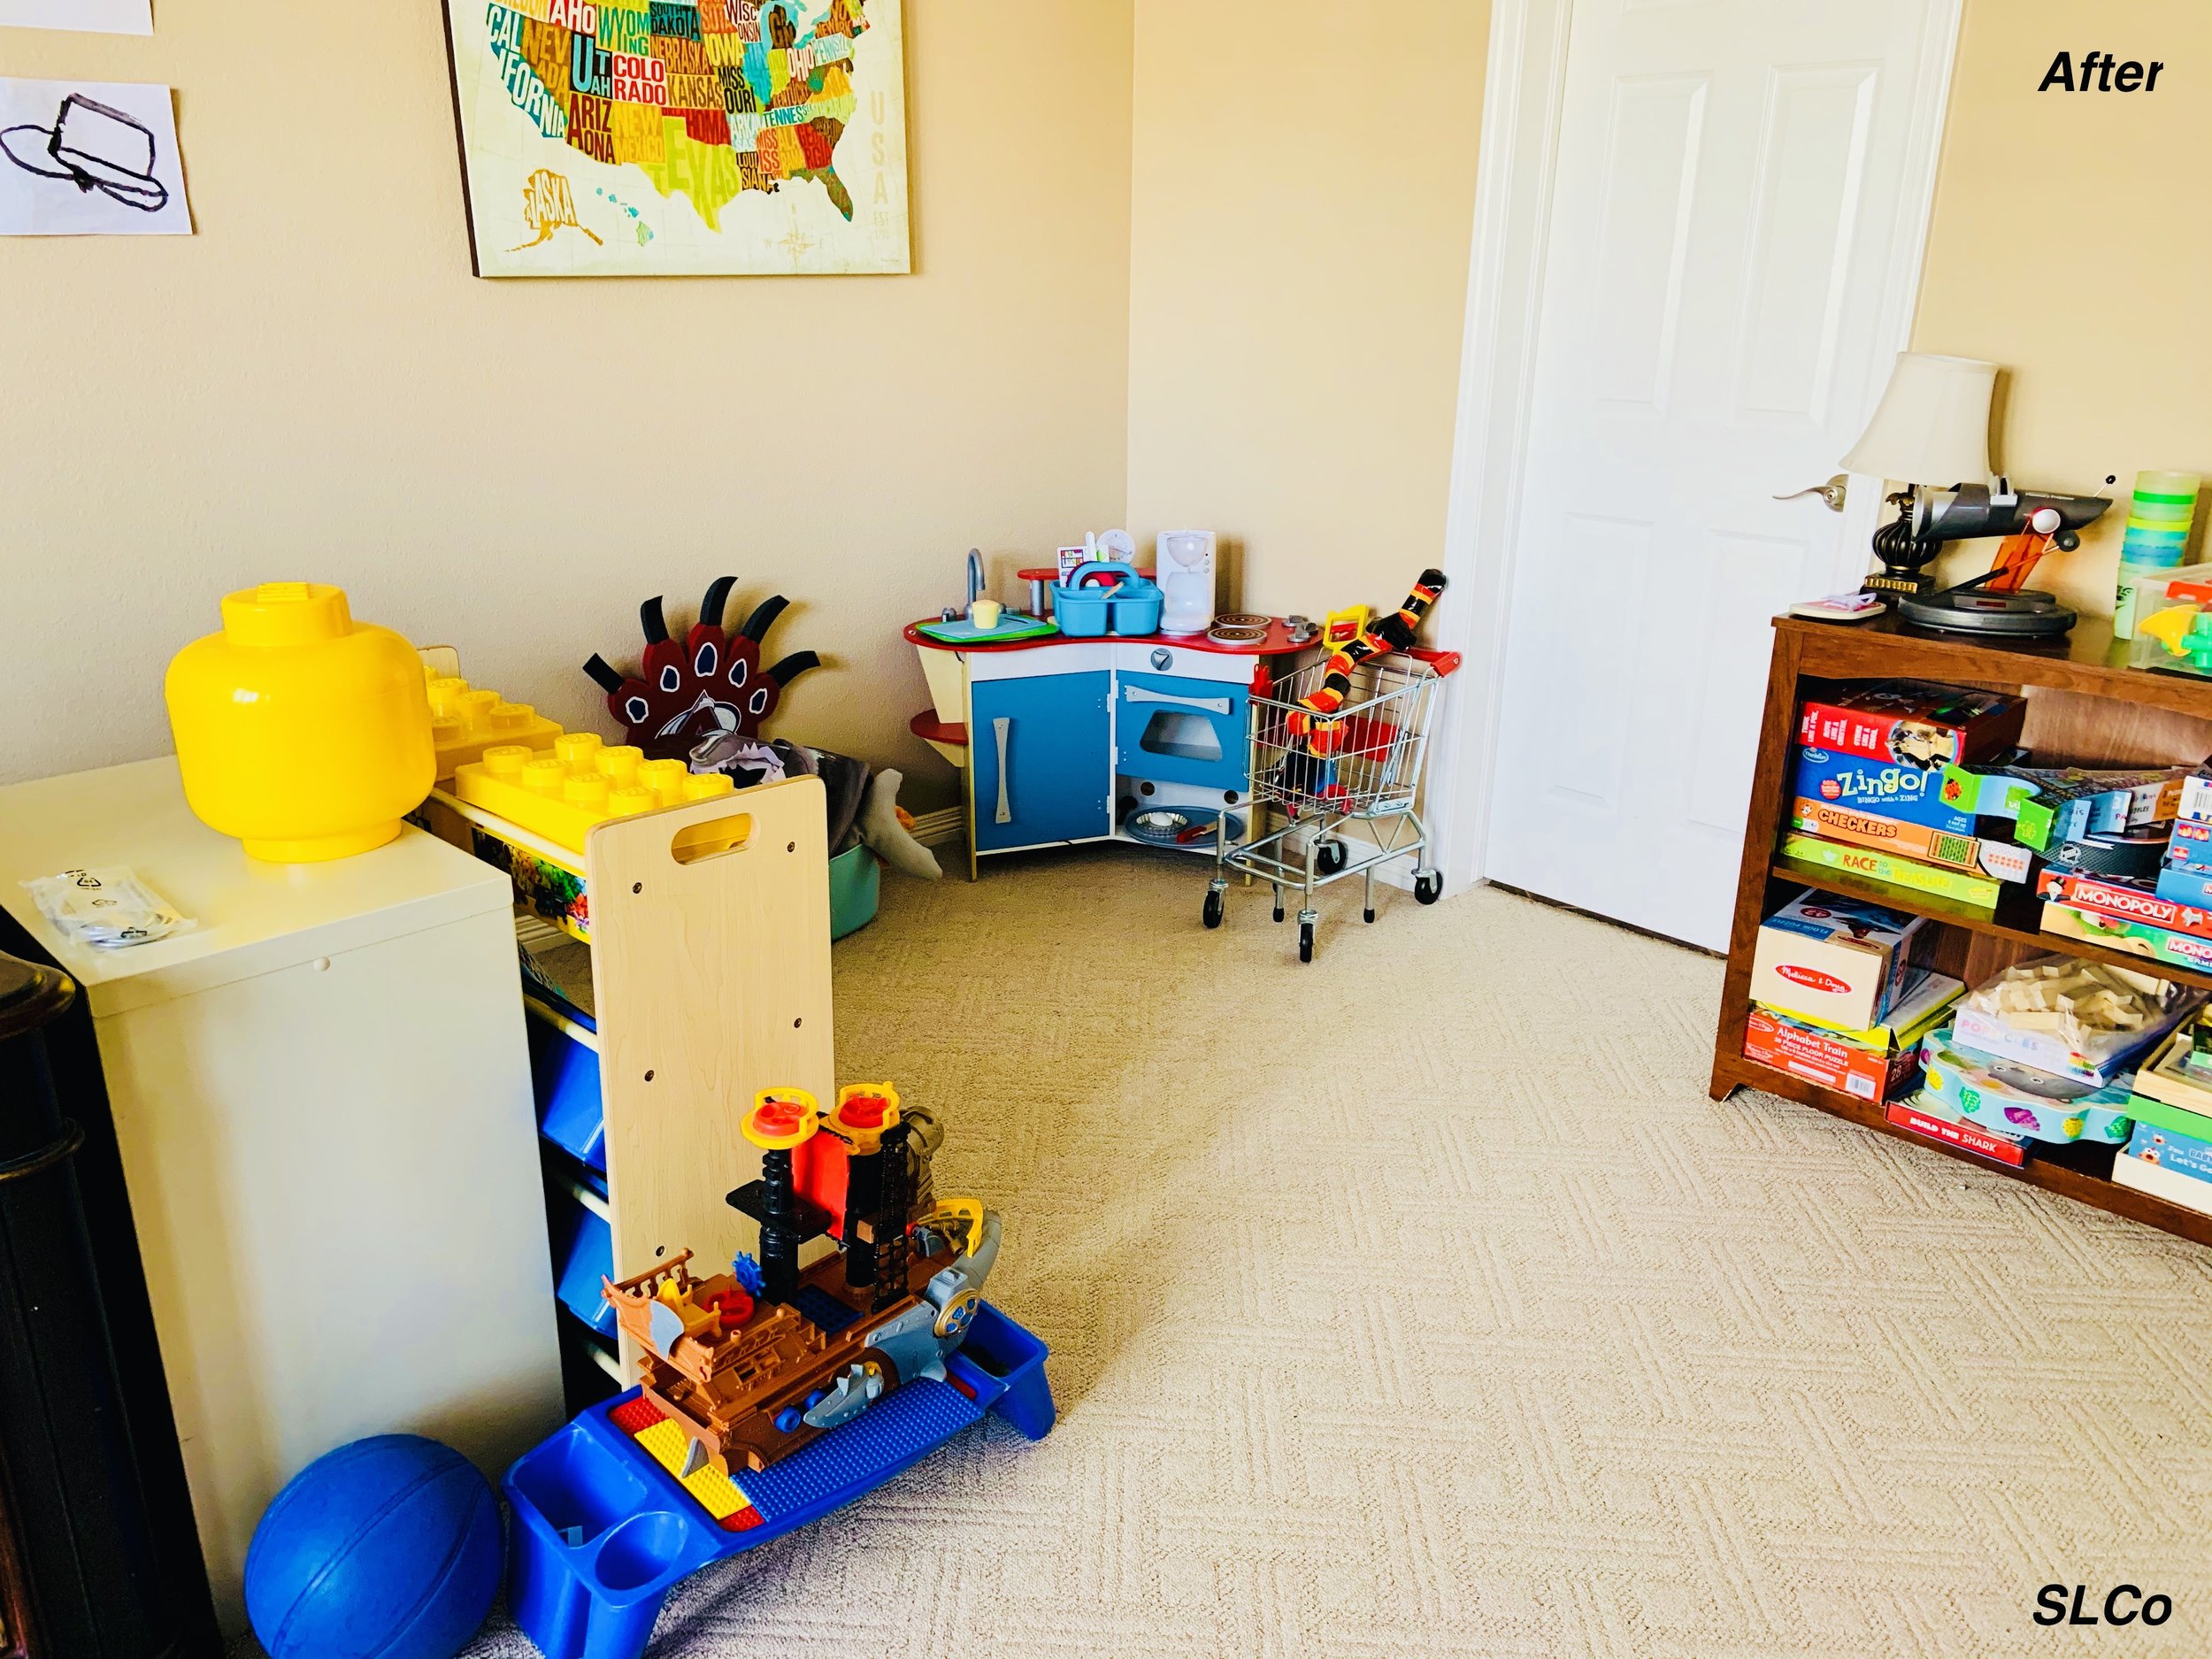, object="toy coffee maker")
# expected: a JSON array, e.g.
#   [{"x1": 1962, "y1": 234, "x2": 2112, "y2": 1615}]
[{"x1": 1156, "y1": 530, "x2": 1217, "y2": 636}]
